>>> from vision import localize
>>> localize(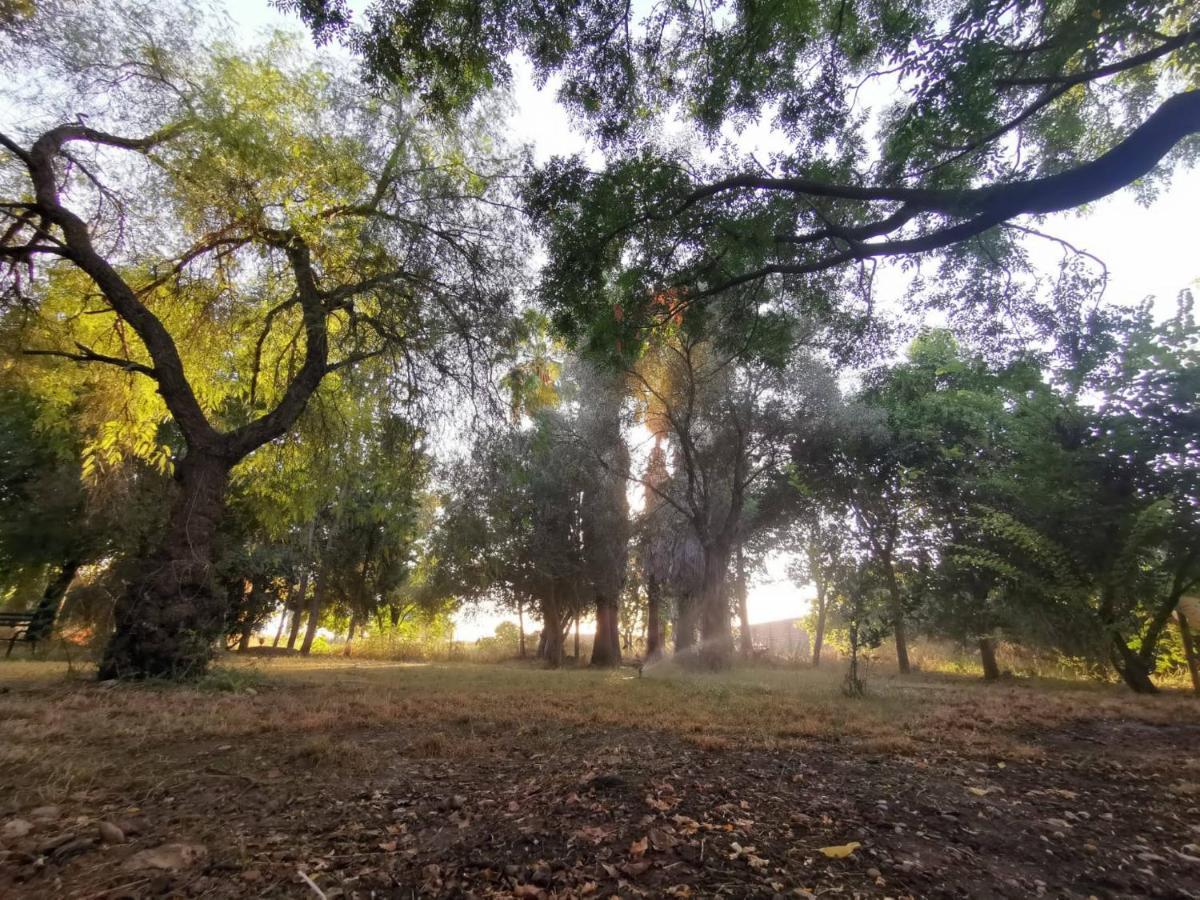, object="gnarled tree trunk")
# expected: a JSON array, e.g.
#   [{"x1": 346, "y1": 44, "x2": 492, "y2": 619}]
[{"x1": 99, "y1": 453, "x2": 231, "y2": 679}]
